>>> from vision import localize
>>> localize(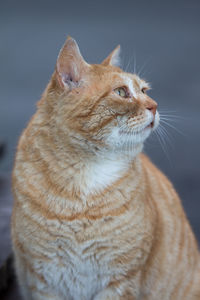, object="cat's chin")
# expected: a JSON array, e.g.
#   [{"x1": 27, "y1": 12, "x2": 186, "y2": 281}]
[
  {"x1": 109, "y1": 111, "x2": 160, "y2": 148},
  {"x1": 107, "y1": 125, "x2": 152, "y2": 148},
  {"x1": 105, "y1": 131, "x2": 144, "y2": 158},
  {"x1": 105, "y1": 117, "x2": 160, "y2": 156},
  {"x1": 119, "y1": 125, "x2": 152, "y2": 139}
]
